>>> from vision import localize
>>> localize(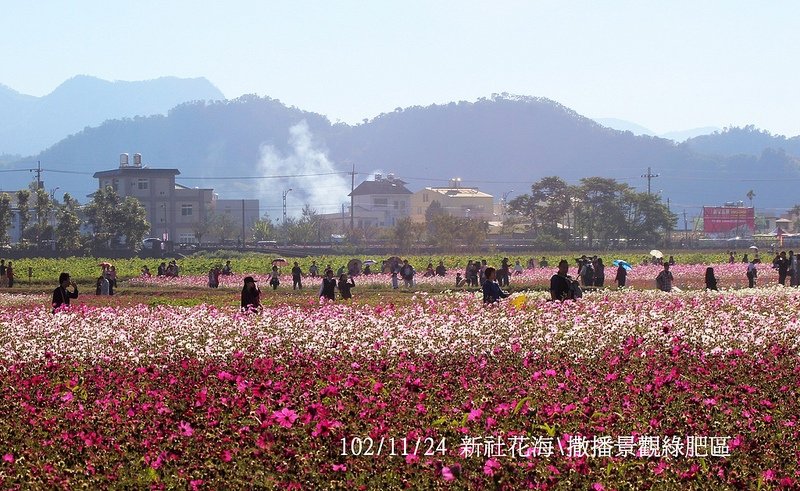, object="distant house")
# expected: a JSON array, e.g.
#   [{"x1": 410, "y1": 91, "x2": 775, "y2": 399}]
[
  {"x1": 93, "y1": 153, "x2": 258, "y2": 243},
  {"x1": 347, "y1": 173, "x2": 412, "y2": 228},
  {"x1": 410, "y1": 179, "x2": 494, "y2": 223}
]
